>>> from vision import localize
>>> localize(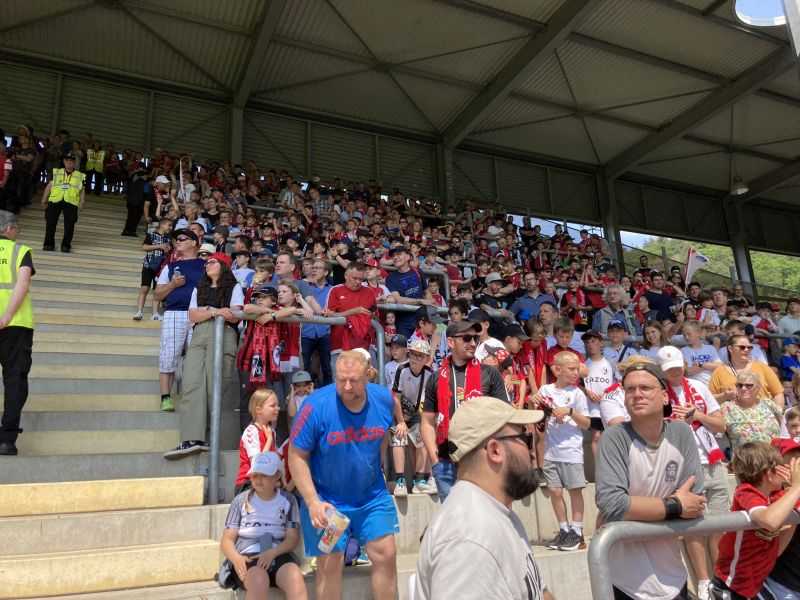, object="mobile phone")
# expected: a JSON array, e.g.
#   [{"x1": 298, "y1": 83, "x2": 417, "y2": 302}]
[
  {"x1": 117, "y1": 153, "x2": 123, "y2": 160},
  {"x1": 260, "y1": 175, "x2": 265, "y2": 181}
]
